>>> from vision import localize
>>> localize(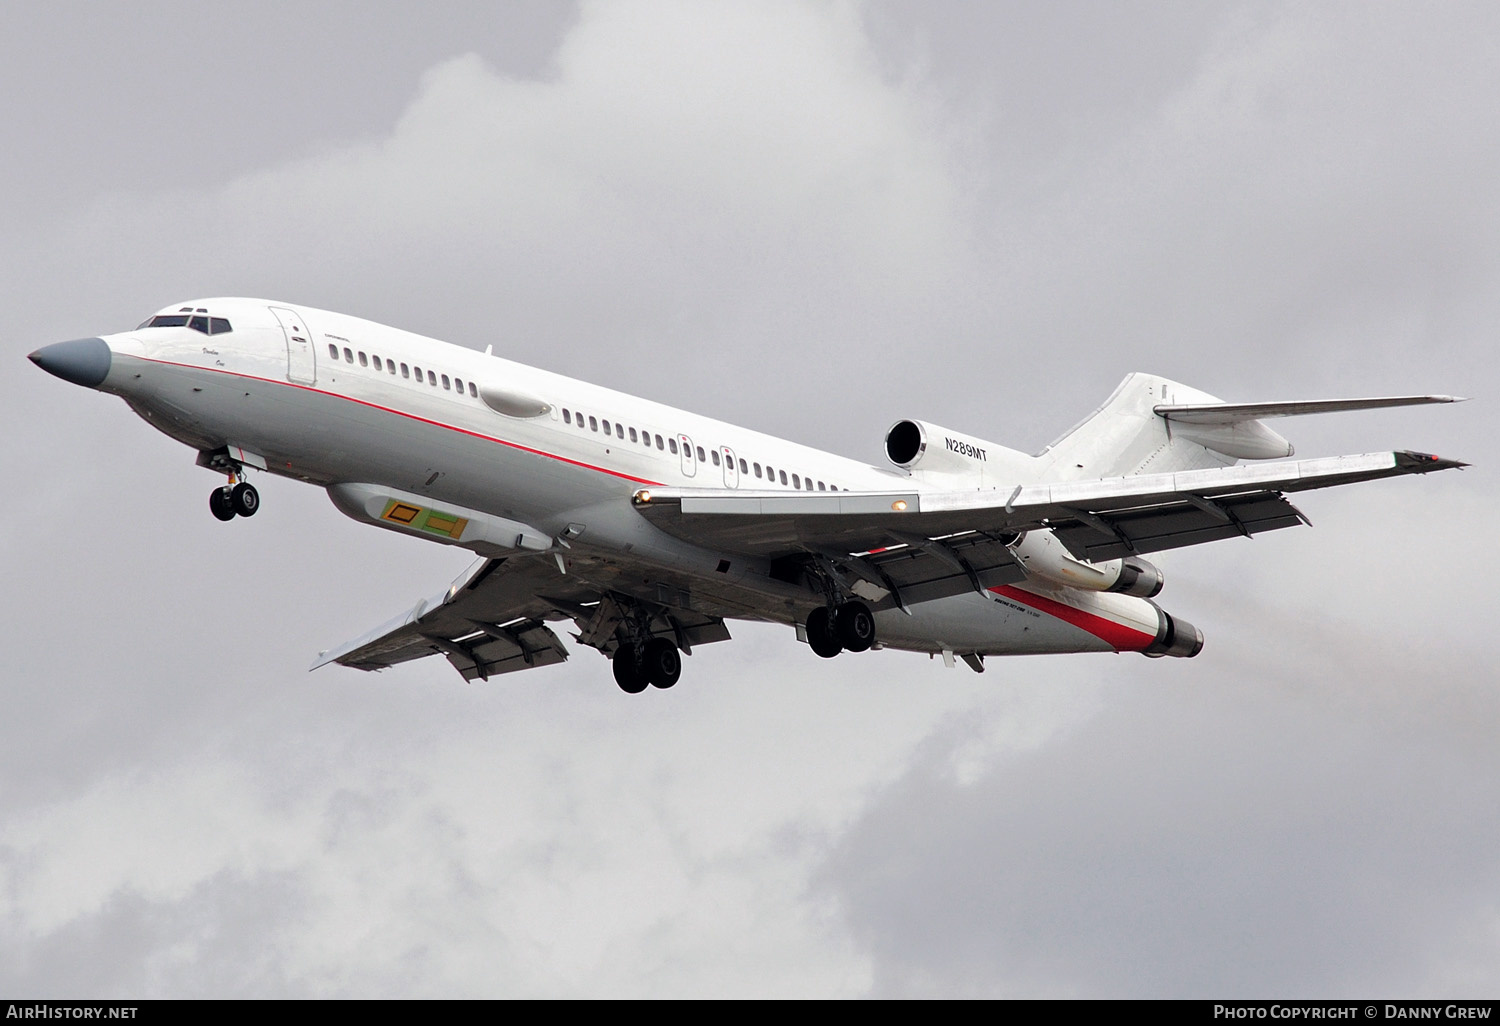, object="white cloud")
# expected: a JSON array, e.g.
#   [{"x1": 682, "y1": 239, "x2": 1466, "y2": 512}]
[{"x1": 0, "y1": 634, "x2": 993, "y2": 995}]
